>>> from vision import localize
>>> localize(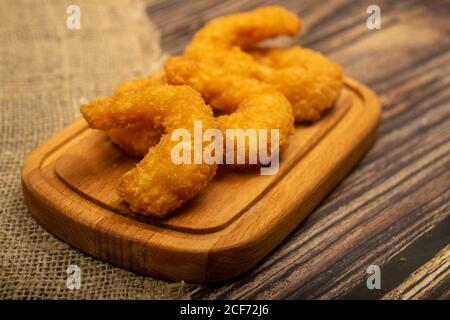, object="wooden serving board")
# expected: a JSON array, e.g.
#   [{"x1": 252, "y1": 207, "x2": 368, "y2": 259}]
[{"x1": 22, "y1": 78, "x2": 380, "y2": 283}]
